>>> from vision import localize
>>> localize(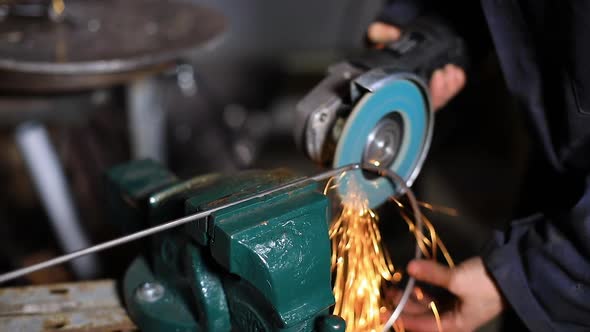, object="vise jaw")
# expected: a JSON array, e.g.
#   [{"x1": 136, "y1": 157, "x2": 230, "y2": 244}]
[{"x1": 106, "y1": 159, "x2": 345, "y2": 332}]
